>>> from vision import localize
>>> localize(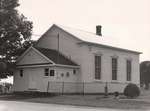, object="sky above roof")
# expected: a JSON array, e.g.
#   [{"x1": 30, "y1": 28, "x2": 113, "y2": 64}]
[{"x1": 18, "y1": 0, "x2": 150, "y2": 61}]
